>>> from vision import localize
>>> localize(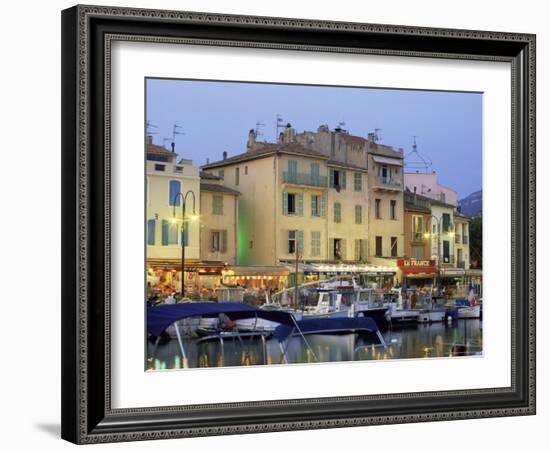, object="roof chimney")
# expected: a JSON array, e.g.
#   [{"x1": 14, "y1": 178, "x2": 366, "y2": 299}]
[
  {"x1": 281, "y1": 123, "x2": 296, "y2": 144},
  {"x1": 222, "y1": 151, "x2": 228, "y2": 160},
  {"x1": 146, "y1": 135, "x2": 153, "y2": 145},
  {"x1": 247, "y1": 129, "x2": 256, "y2": 151}
]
